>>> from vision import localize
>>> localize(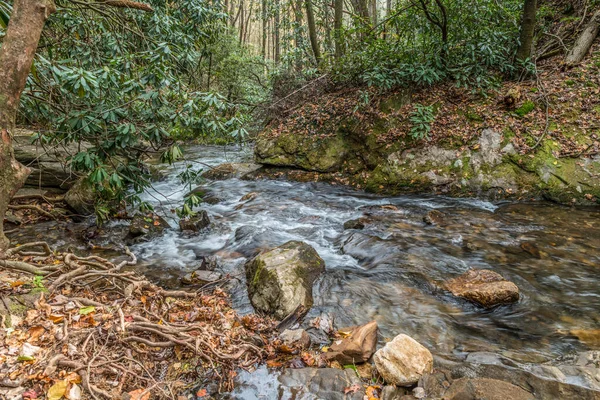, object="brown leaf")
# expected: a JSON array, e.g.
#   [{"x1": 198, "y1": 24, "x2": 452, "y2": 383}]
[
  {"x1": 344, "y1": 383, "x2": 361, "y2": 394},
  {"x1": 128, "y1": 389, "x2": 151, "y2": 400}
]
